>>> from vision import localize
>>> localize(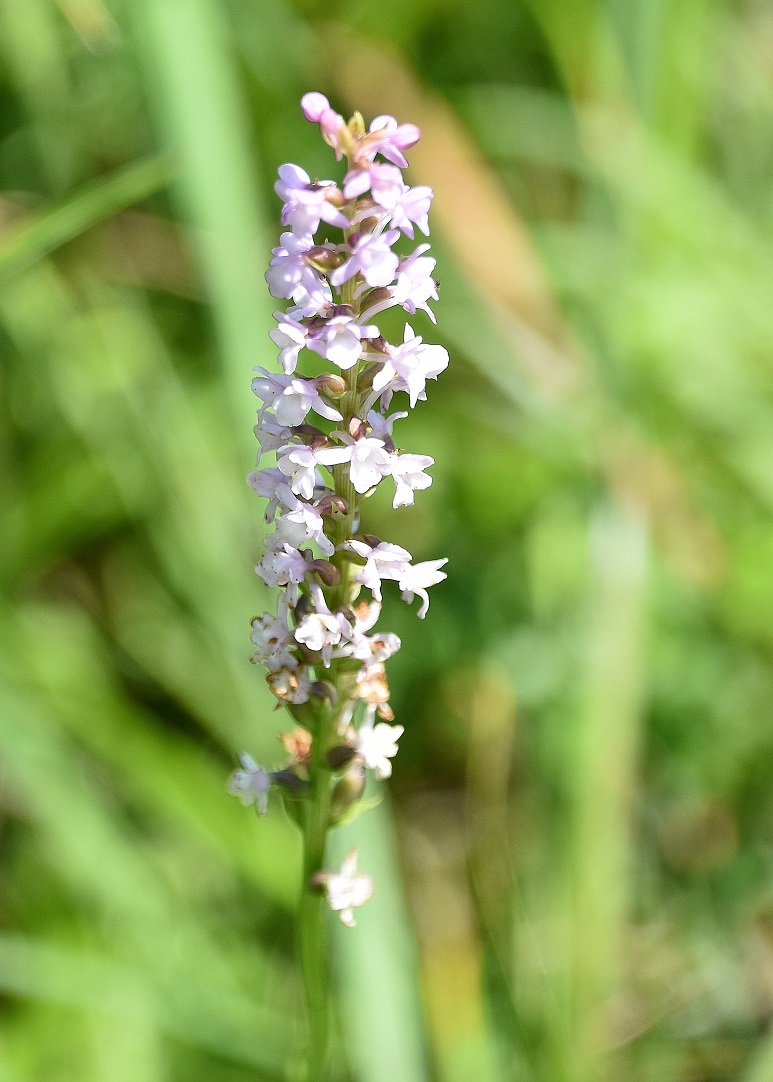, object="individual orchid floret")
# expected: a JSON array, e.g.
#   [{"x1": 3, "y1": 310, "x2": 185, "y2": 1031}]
[
  {"x1": 250, "y1": 612, "x2": 298, "y2": 671},
  {"x1": 275, "y1": 164, "x2": 349, "y2": 236},
  {"x1": 316, "y1": 849, "x2": 374, "y2": 927},
  {"x1": 392, "y1": 246, "x2": 439, "y2": 322},
  {"x1": 389, "y1": 453, "x2": 434, "y2": 508},
  {"x1": 228, "y1": 754, "x2": 272, "y2": 815},
  {"x1": 345, "y1": 539, "x2": 412, "y2": 602},
  {"x1": 252, "y1": 370, "x2": 343, "y2": 427},
  {"x1": 388, "y1": 184, "x2": 434, "y2": 238},
  {"x1": 255, "y1": 543, "x2": 309, "y2": 606},
  {"x1": 307, "y1": 313, "x2": 380, "y2": 370},
  {"x1": 326, "y1": 433, "x2": 393, "y2": 494},
  {"x1": 246, "y1": 467, "x2": 295, "y2": 520},
  {"x1": 359, "y1": 114, "x2": 421, "y2": 168},
  {"x1": 356, "y1": 712, "x2": 404, "y2": 780},
  {"x1": 330, "y1": 231, "x2": 400, "y2": 289},
  {"x1": 343, "y1": 162, "x2": 405, "y2": 209},
  {"x1": 397, "y1": 558, "x2": 449, "y2": 618},
  {"x1": 370, "y1": 324, "x2": 449, "y2": 408},
  {"x1": 269, "y1": 312, "x2": 308, "y2": 374},
  {"x1": 253, "y1": 414, "x2": 293, "y2": 462},
  {"x1": 300, "y1": 92, "x2": 349, "y2": 159},
  {"x1": 366, "y1": 408, "x2": 408, "y2": 443},
  {"x1": 267, "y1": 665, "x2": 312, "y2": 705},
  {"x1": 265, "y1": 232, "x2": 320, "y2": 300},
  {"x1": 273, "y1": 495, "x2": 335, "y2": 557},
  {"x1": 276, "y1": 443, "x2": 351, "y2": 500},
  {"x1": 294, "y1": 611, "x2": 346, "y2": 667}
]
